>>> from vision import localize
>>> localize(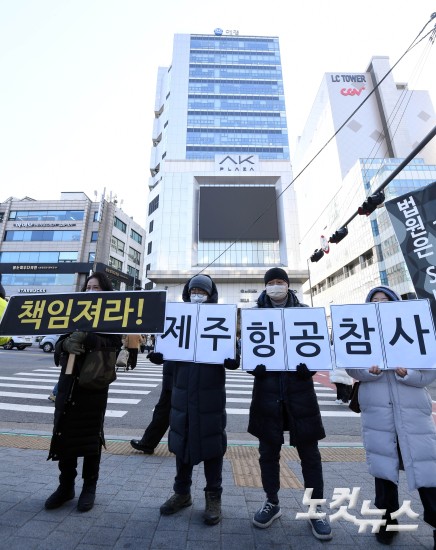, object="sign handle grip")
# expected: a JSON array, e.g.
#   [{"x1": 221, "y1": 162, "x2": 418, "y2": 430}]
[{"x1": 66, "y1": 354, "x2": 76, "y2": 375}]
